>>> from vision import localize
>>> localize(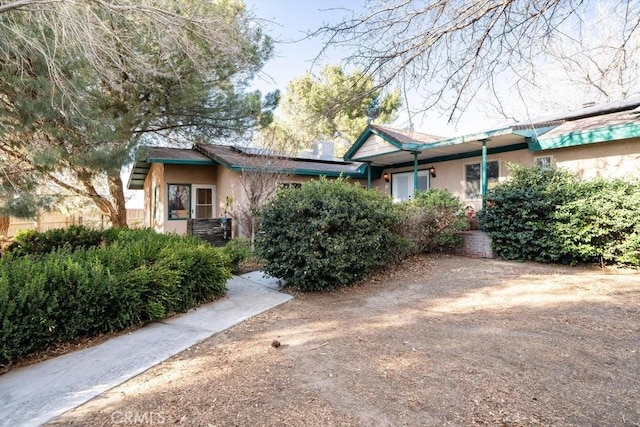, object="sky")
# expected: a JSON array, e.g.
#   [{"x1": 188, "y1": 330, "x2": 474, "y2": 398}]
[{"x1": 243, "y1": 0, "x2": 493, "y2": 137}]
